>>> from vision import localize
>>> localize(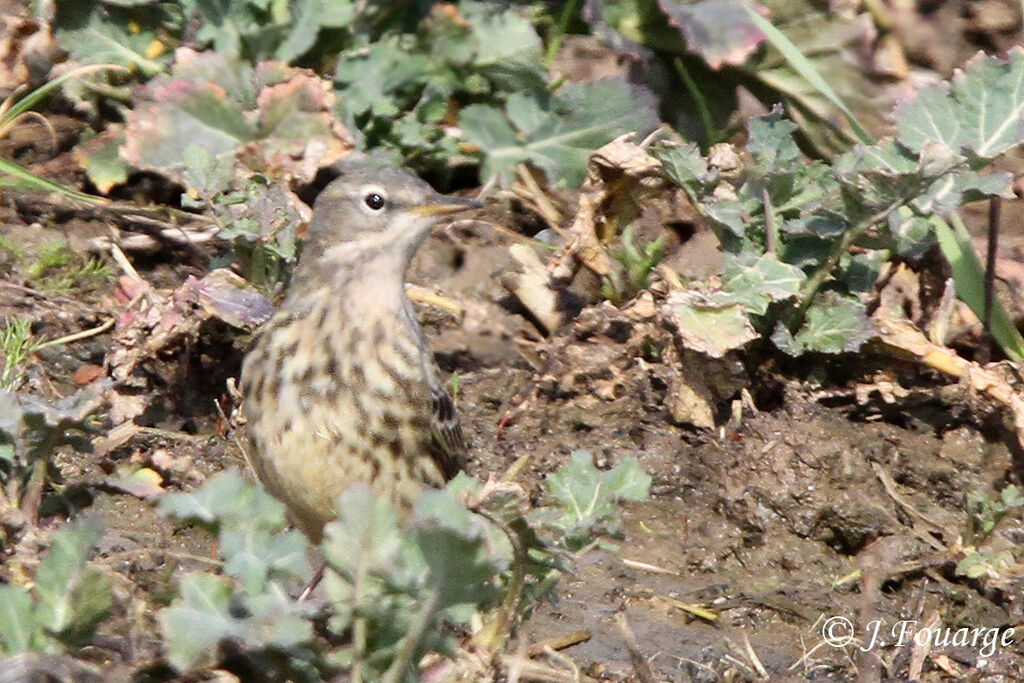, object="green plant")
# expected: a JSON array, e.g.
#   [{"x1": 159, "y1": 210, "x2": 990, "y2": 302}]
[
  {"x1": 0, "y1": 520, "x2": 113, "y2": 655},
  {"x1": 461, "y1": 78, "x2": 660, "y2": 187},
  {"x1": 581, "y1": 0, "x2": 885, "y2": 155},
  {"x1": 65, "y1": 2, "x2": 661, "y2": 190},
  {"x1": 0, "y1": 388, "x2": 103, "y2": 524},
  {"x1": 1, "y1": 319, "x2": 41, "y2": 390},
  {"x1": 652, "y1": 48, "x2": 1024, "y2": 358},
  {"x1": 157, "y1": 453, "x2": 650, "y2": 679},
  {"x1": 966, "y1": 485, "x2": 1024, "y2": 547},
  {"x1": 955, "y1": 485, "x2": 1024, "y2": 580},
  {"x1": 0, "y1": 64, "x2": 123, "y2": 203},
  {"x1": 600, "y1": 224, "x2": 667, "y2": 304},
  {"x1": 181, "y1": 146, "x2": 303, "y2": 292},
  {"x1": 0, "y1": 234, "x2": 25, "y2": 263},
  {"x1": 16, "y1": 242, "x2": 113, "y2": 295}
]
